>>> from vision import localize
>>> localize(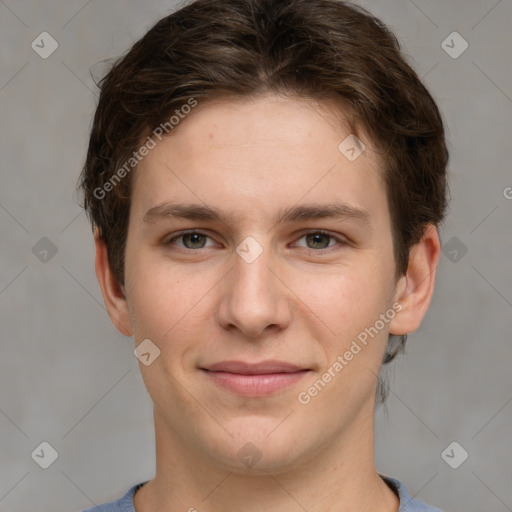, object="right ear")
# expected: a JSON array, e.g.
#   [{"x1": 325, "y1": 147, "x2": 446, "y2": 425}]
[{"x1": 93, "y1": 227, "x2": 133, "y2": 337}]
